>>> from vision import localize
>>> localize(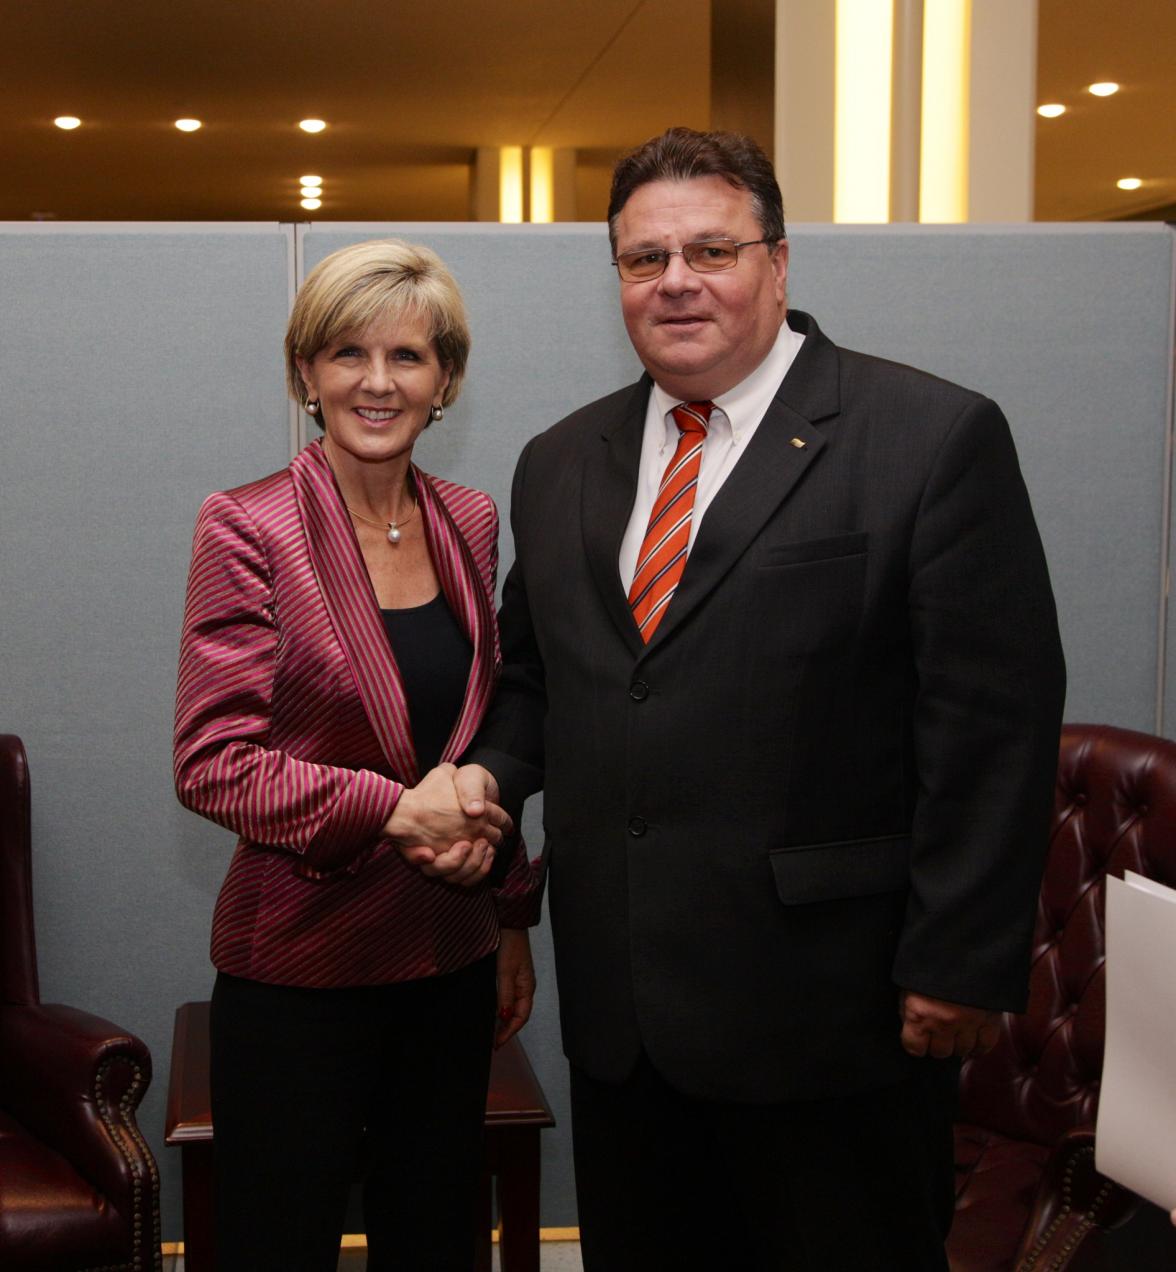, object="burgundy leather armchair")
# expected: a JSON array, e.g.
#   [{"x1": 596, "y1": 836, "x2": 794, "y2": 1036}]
[
  {"x1": 948, "y1": 723, "x2": 1176, "y2": 1271},
  {"x1": 0, "y1": 734, "x2": 161, "y2": 1271}
]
